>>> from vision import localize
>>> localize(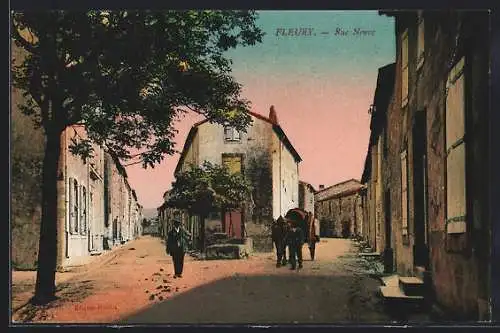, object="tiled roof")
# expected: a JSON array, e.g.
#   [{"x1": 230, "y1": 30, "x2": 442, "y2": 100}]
[
  {"x1": 174, "y1": 110, "x2": 302, "y2": 174},
  {"x1": 314, "y1": 179, "x2": 364, "y2": 202}
]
